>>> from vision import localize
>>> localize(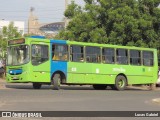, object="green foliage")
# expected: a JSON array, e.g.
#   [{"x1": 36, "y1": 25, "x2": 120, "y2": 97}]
[
  {"x1": 64, "y1": 1, "x2": 82, "y2": 19},
  {"x1": 0, "y1": 22, "x2": 22, "y2": 58},
  {"x1": 58, "y1": 0, "x2": 160, "y2": 48}
]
